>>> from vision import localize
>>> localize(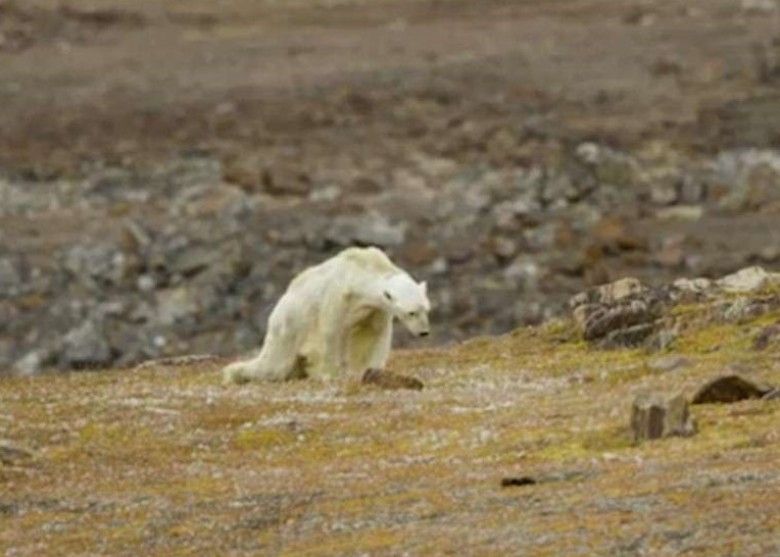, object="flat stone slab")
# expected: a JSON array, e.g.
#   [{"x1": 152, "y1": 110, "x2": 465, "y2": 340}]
[{"x1": 691, "y1": 374, "x2": 772, "y2": 404}]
